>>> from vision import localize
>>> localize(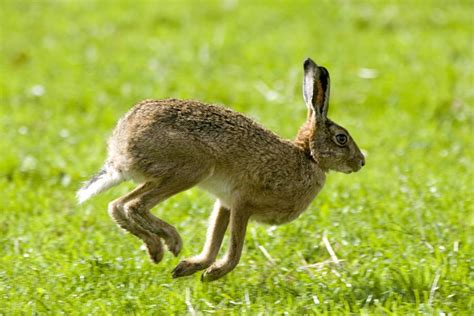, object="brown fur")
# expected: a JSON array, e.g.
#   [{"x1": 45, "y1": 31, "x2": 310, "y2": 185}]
[{"x1": 77, "y1": 58, "x2": 365, "y2": 281}]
